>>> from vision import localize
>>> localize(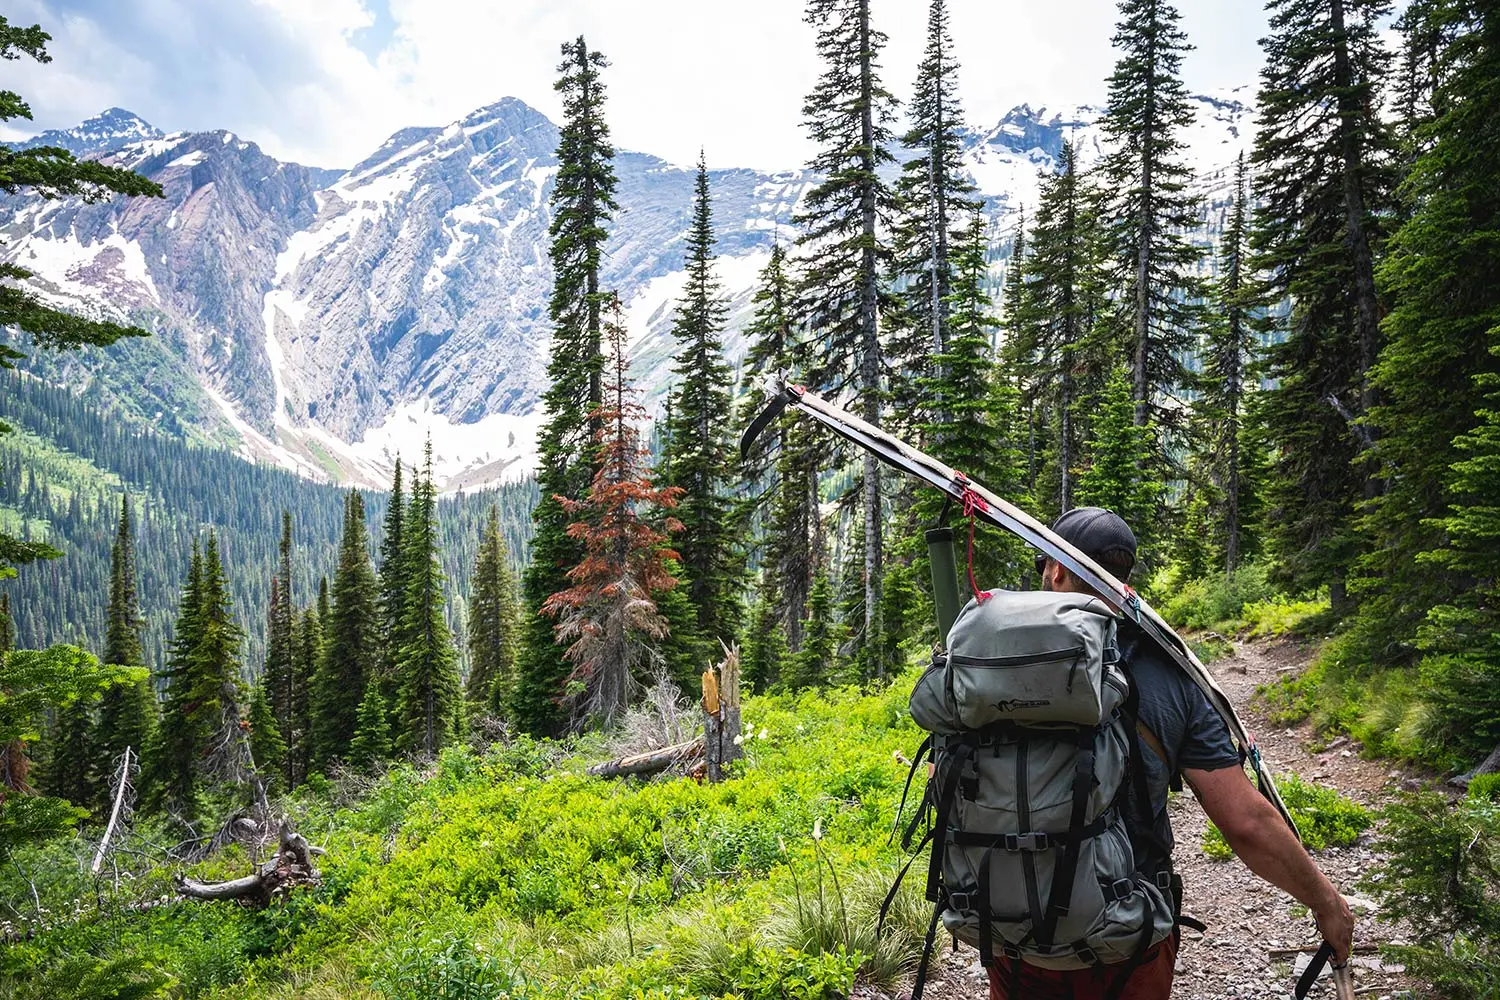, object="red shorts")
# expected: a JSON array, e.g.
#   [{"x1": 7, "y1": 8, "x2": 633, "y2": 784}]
[{"x1": 987, "y1": 932, "x2": 1179, "y2": 1000}]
